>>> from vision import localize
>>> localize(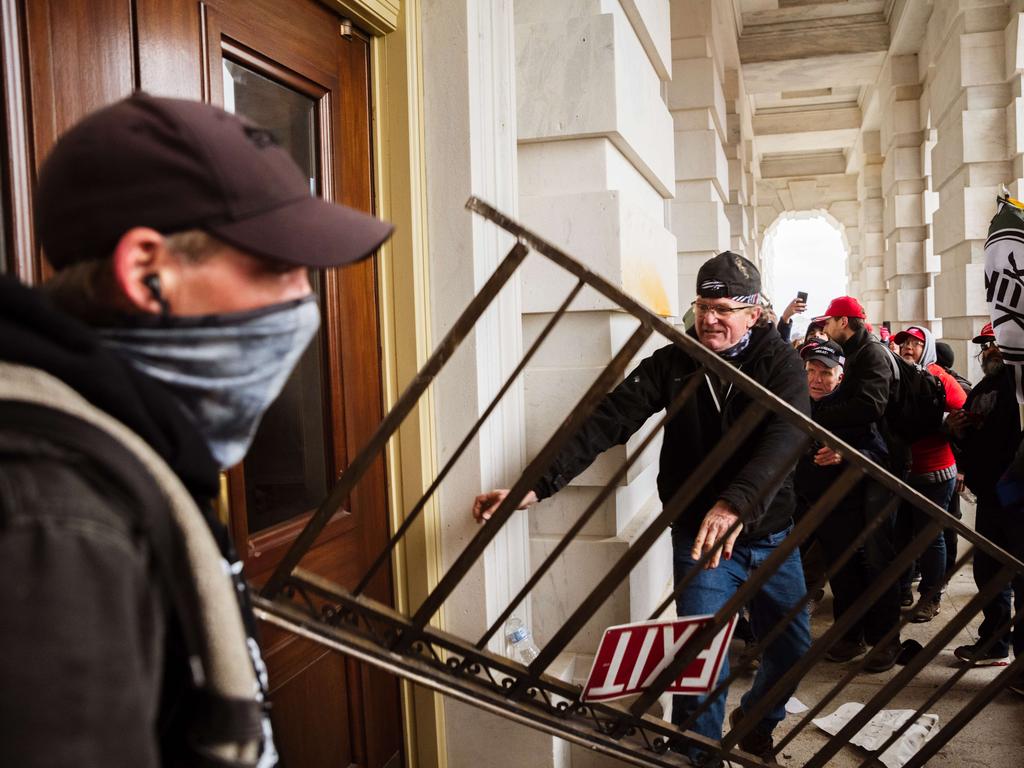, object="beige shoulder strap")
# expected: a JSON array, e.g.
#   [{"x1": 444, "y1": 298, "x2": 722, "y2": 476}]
[{"x1": 0, "y1": 362, "x2": 259, "y2": 707}]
